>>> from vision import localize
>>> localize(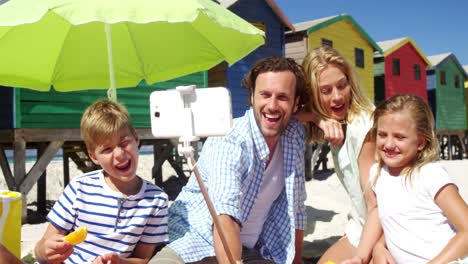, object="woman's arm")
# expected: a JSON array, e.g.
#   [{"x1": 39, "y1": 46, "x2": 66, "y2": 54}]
[
  {"x1": 358, "y1": 131, "x2": 377, "y2": 211},
  {"x1": 429, "y1": 184, "x2": 468, "y2": 263},
  {"x1": 294, "y1": 111, "x2": 344, "y2": 146}
]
